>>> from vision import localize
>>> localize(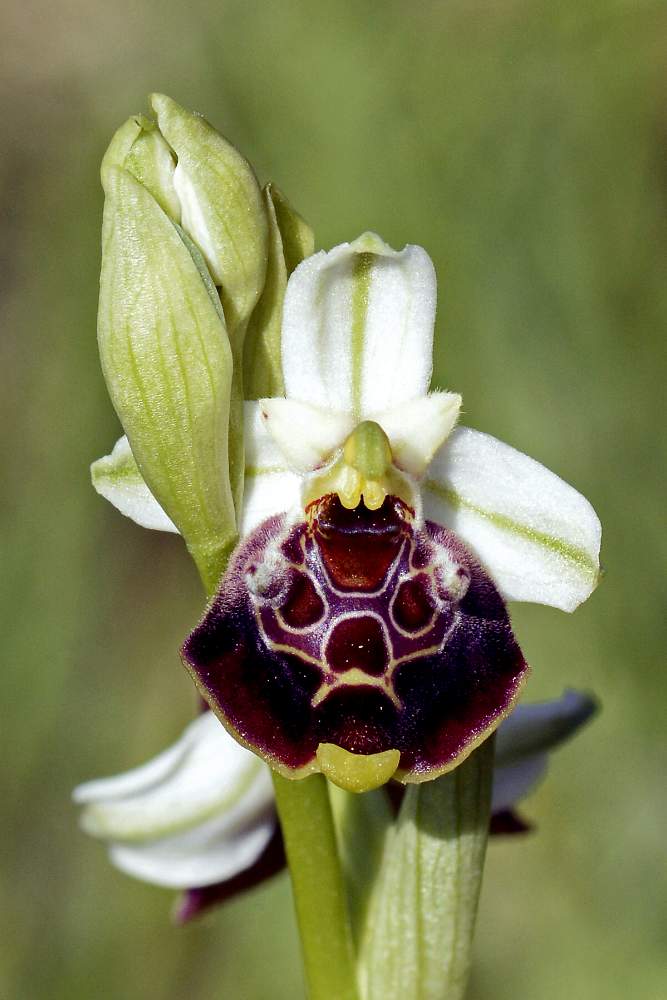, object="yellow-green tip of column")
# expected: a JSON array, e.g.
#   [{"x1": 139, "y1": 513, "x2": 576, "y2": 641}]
[
  {"x1": 316, "y1": 743, "x2": 400, "y2": 793},
  {"x1": 339, "y1": 421, "x2": 392, "y2": 510},
  {"x1": 303, "y1": 419, "x2": 418, "y2": 512},
  {"x1": 343, "y1": 421, "x2": 392, "y2": 479}
]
